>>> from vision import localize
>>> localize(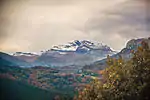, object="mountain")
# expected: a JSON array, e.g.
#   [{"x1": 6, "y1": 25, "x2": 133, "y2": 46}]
[
  {"x1": 83, "y1": 37, "x2": 150, "y2": 70},
  {"x1": 119, "y1": 37, "x2": 150, "y2": 59},
  {"x1": 0, "y1": 40, "x2": 116, "y2": 67},
  {"x1": 51, "y1": 40, "x2": 113, "y2": 52},
  {"x1": 13, "y1": 52, "x2": 40, "y2": 63},
  {"x1": 36, "y1": 40, "x2": 116, "y2": 66},
  {"x1": 1, "y1": 38, "x2": 149, "y2": 68},
  {"x1": 0, "y1": 52, "x2": 29, "y2": 67}
]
